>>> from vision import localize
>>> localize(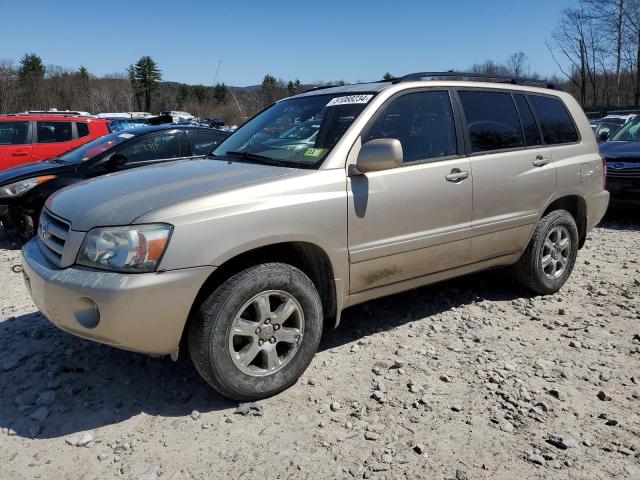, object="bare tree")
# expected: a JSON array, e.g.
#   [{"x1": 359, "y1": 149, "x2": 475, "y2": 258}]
[{"x1": 506, "y1": 52, "x2": 529, "y2": 76}]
